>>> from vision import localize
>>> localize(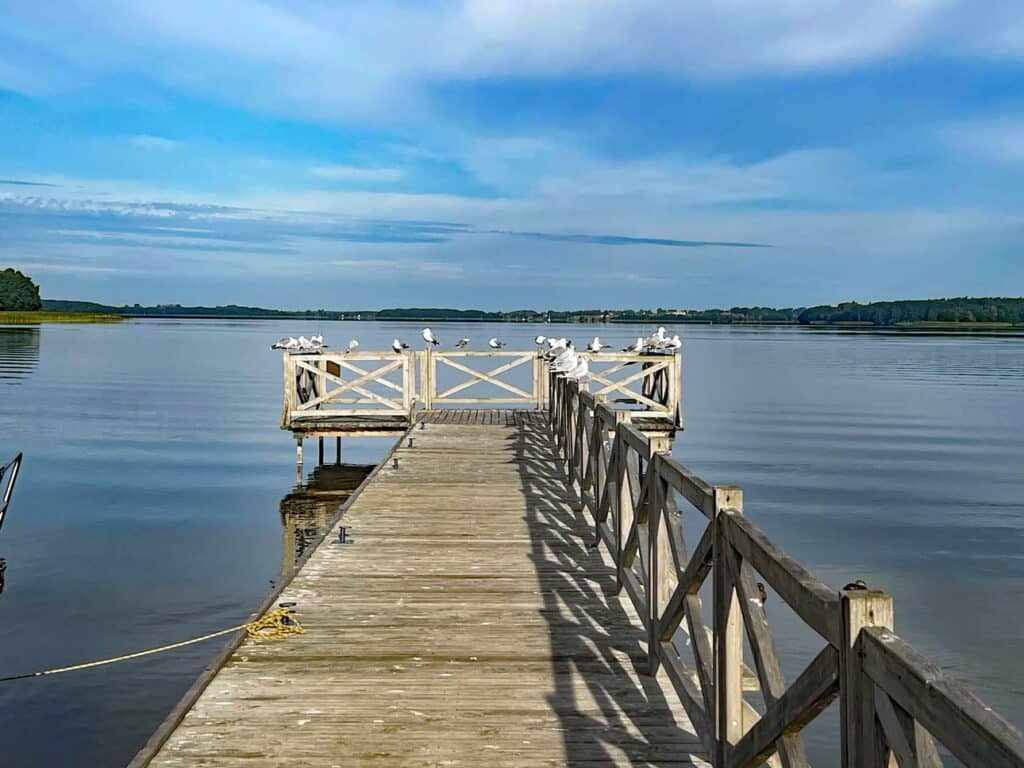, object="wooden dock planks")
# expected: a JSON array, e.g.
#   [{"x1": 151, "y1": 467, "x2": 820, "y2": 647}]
[{"x1": 146, "y1": 410, "x2": 707, "y2": 767}]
